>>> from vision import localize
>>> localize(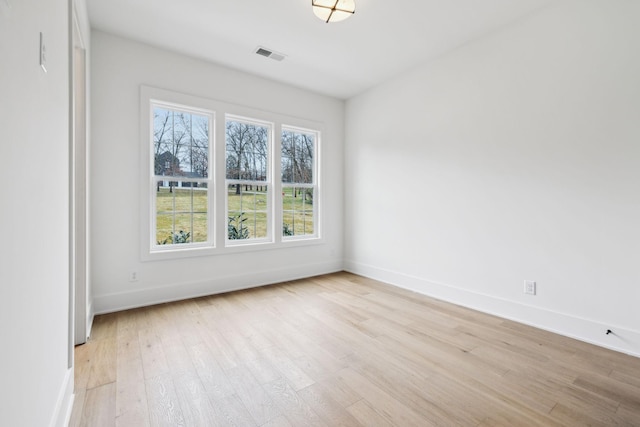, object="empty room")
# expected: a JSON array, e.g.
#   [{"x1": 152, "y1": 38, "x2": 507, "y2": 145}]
[{"x1": 2, "y1": 0, "x2": 639, "y2": 426}]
